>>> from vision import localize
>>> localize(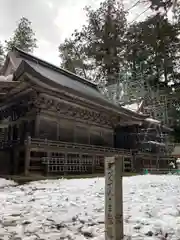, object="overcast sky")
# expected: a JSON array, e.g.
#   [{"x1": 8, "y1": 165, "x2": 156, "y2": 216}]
[{"x1": 0, "y1": 0, "x2": 150, "y2": 66}]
